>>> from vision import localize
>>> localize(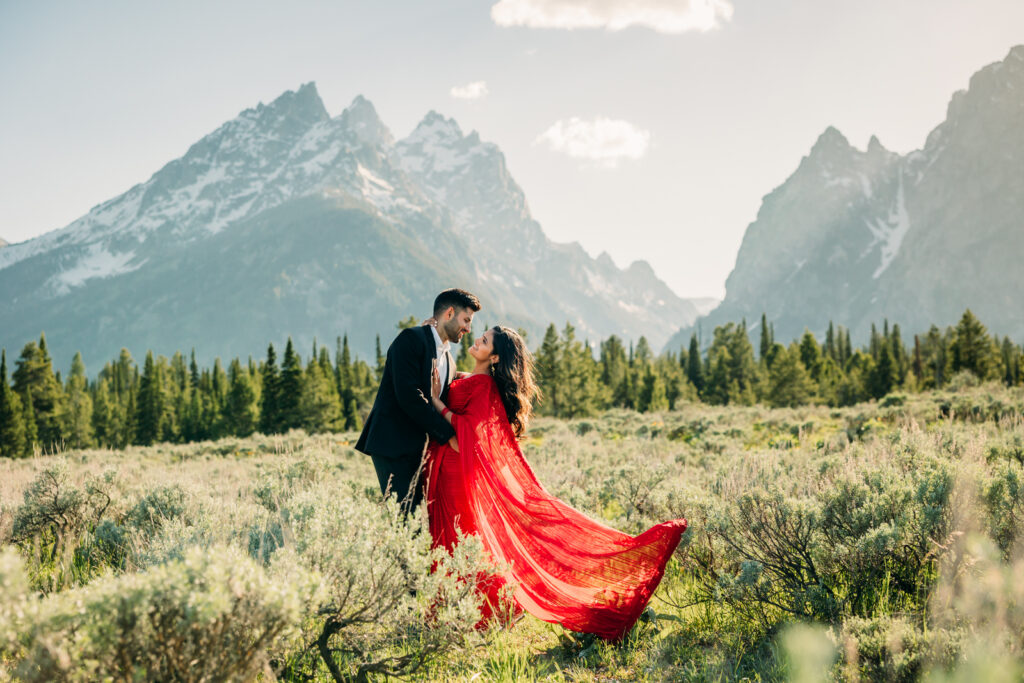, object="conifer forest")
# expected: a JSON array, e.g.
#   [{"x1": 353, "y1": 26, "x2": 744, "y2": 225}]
[{"x1": 1, "y1": 309, "x2": 1021, "y2": 457}]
